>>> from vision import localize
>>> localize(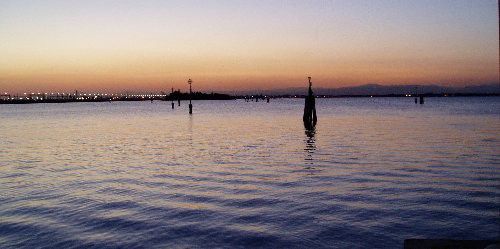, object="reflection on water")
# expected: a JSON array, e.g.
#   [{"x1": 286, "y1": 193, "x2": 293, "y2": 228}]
[
  {"x1": 0, "y1": 97, "x2": 499, "y2": 249},
  {"x1": 304, "y1": 127, "x2": 316, "y2": 169}
]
